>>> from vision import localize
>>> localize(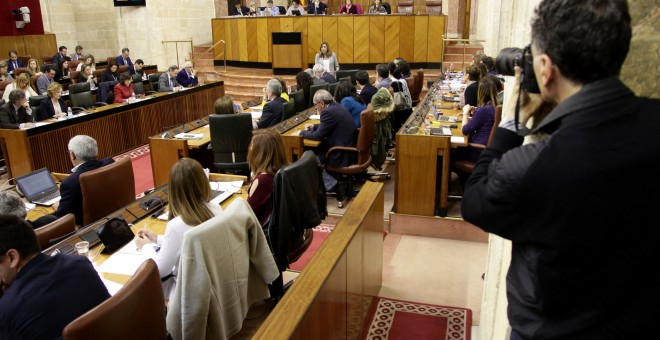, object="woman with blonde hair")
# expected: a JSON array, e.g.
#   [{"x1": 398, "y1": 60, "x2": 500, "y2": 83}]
[
  {"x1": 314, "y1": 42, "x2": 339, "y2": 76},
  {"x1": 247, "y1": 129, "x2": 288, "y2": 226},
  {"x1": 134, "y1": 158, "x2": 222, "y2": 299},
  {"x1": 0, "y1": 62, "x2": 13, "y2": 81},
  {"x1": 38, "y1": 82, "x2": 68, "y2": 121},
  {"x1": 2, "y1": 73, "x2": 36, "y2": 102},
  {"x1": 75, "y1": 54, "x2": 96, "y2": 72},
  {"x1": 25, "y1": 58, "x2": 42, "y2": 77}
]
